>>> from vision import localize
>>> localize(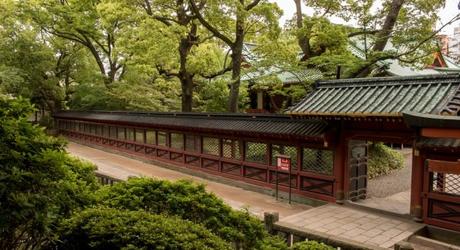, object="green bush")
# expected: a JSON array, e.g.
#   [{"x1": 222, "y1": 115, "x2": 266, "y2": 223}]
[
  {"x1": 0, "y1": 96, "x2": 99, "y2": 249},
  {"x1": 292, "y1": 240, "x2": 335, "y2": 250},
  {"x1": 368, "y1": 143, "x2": 405, "y2": 179},
  {"x1": 96, "y1": 177, "x2": 284, "y2": 249},
  {"x1": 55, "y1": 207, "x2": 231, "y2": 250}
]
